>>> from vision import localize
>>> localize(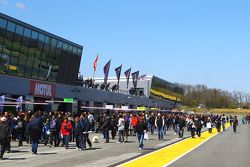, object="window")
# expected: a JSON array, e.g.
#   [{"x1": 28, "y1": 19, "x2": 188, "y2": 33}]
[
  {"x1": 0, "y1": 18, "x2": 7, "y2": 29},
  {"x1": 67, "y1": 44, "x2": 72, "y2": 53},
  {"x1": 51, "y1": 38, "x2": 57, "y2": 47},
  {"x1": 7, "y1": 21, "x2": 16, "y2": 32},
  {"x1": 77, "y1": 48, "x2": 82, "y2": 56},
  {"x1": 62, "y1": 42, "x2": 68, "y2": 51},
  {"x1": 72, "y1": 47, "x2": 77, "y2": 54},
  {"x1": 24, "y1": 28, "x2": 31, "y2": 38},
  {"x1": 57, "y1": 40, "x2": 62, "y2": 49},
  {"x1": 15, "y1": 25, "x2": 24, "y2": 35},
  {"x1": 38, "y1": 33, "x2": 45, "y2": 42},
  {"x1": 31, "y1": 30, "x2": 38, "y2": 40}
]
